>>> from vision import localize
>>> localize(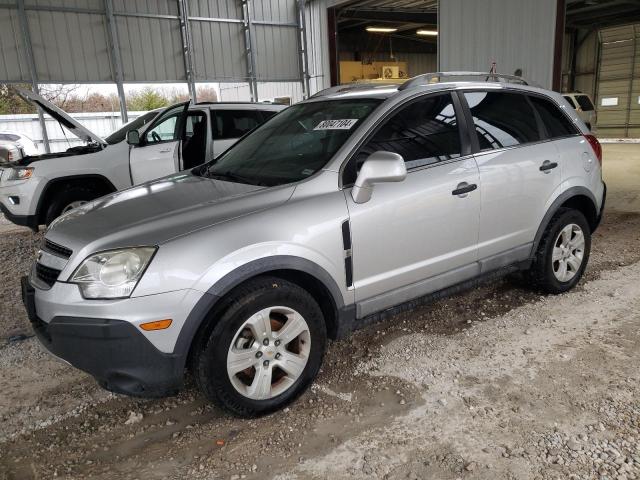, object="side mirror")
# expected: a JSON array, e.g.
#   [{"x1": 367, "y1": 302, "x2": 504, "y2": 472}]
[
  {"x1": 351, "y1": 151, "x2": 407, "y2": 204},
  {"x1": 126, "y1": 129, "x2": 140, "y2": 146}
]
